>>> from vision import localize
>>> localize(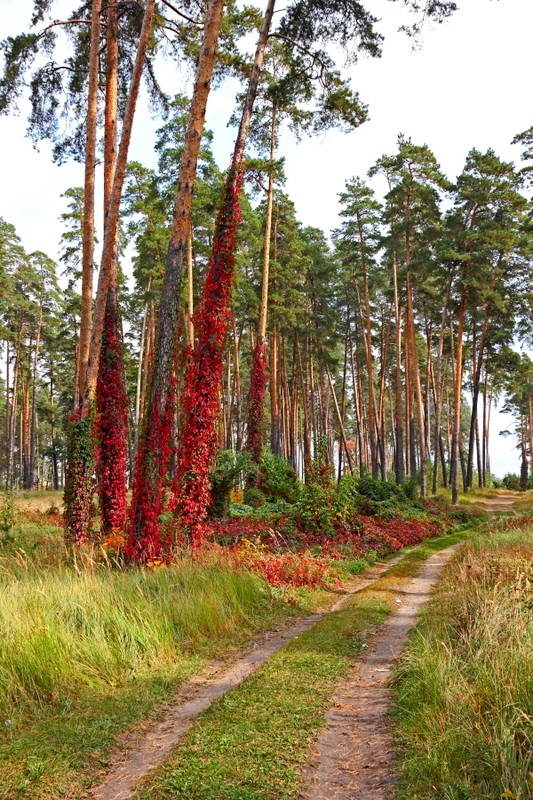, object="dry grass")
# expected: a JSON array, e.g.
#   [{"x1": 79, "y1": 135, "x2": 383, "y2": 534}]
[{"x1": 394, "y1": 528, "x2": 533, "y2": 800}]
